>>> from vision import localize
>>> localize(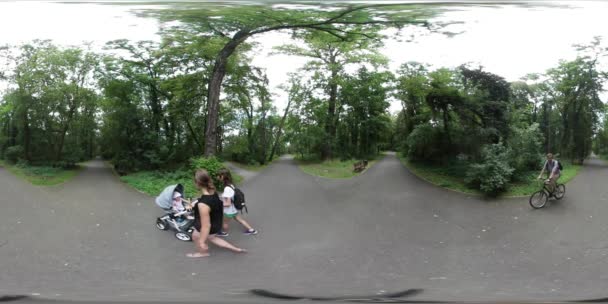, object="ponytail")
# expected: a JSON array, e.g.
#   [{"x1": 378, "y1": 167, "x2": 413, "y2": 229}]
[{"x1": 194, "y1": 169, "x2": 215, "y2": 193}]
